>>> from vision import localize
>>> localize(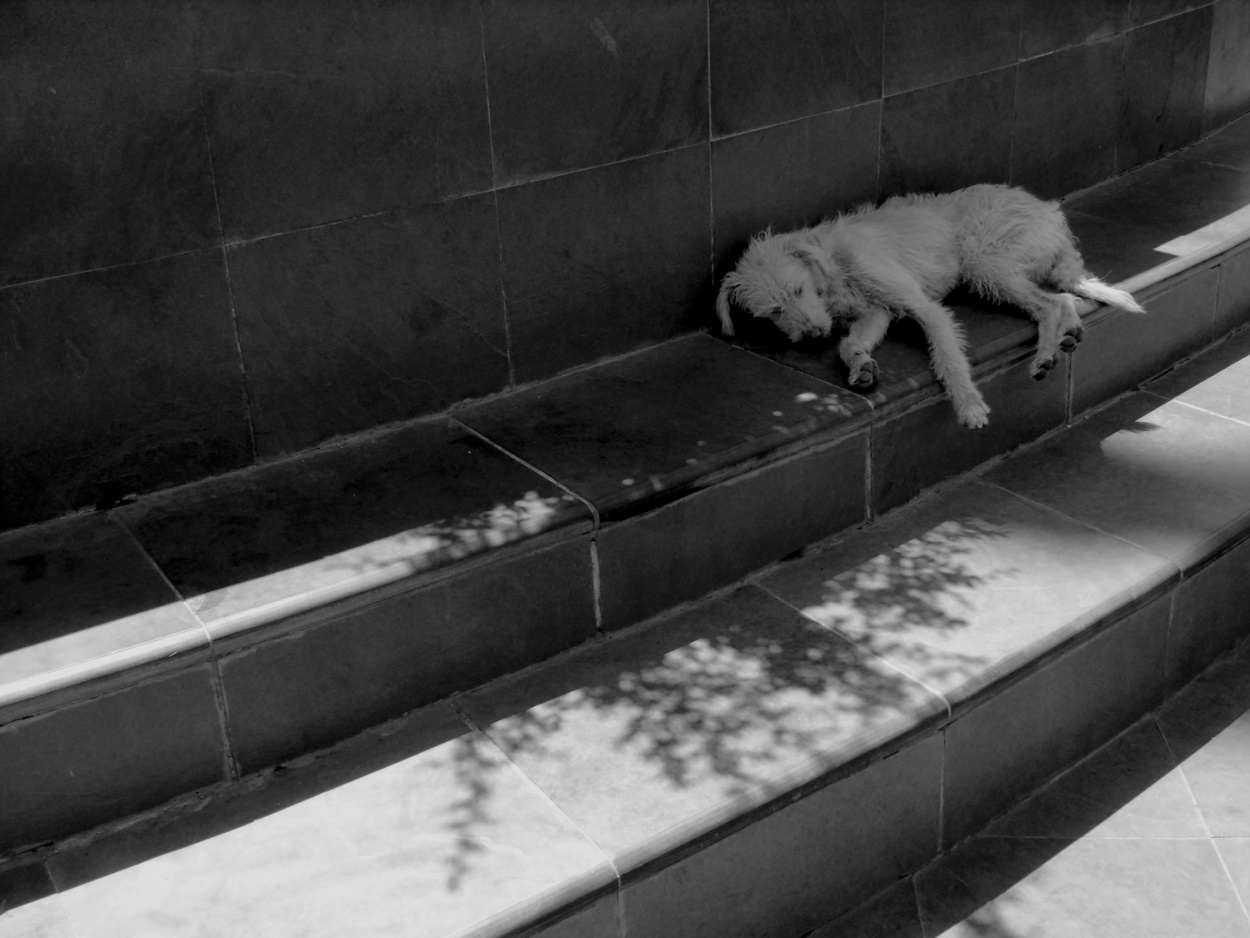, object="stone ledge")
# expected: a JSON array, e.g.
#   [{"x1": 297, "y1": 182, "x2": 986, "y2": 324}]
[
  {"x1": 4, "y1": 328, "x2": 1250, "y2": 936},
  {"x1": 2, "y1": 116, "x2": 1250, "y2": 862}
]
